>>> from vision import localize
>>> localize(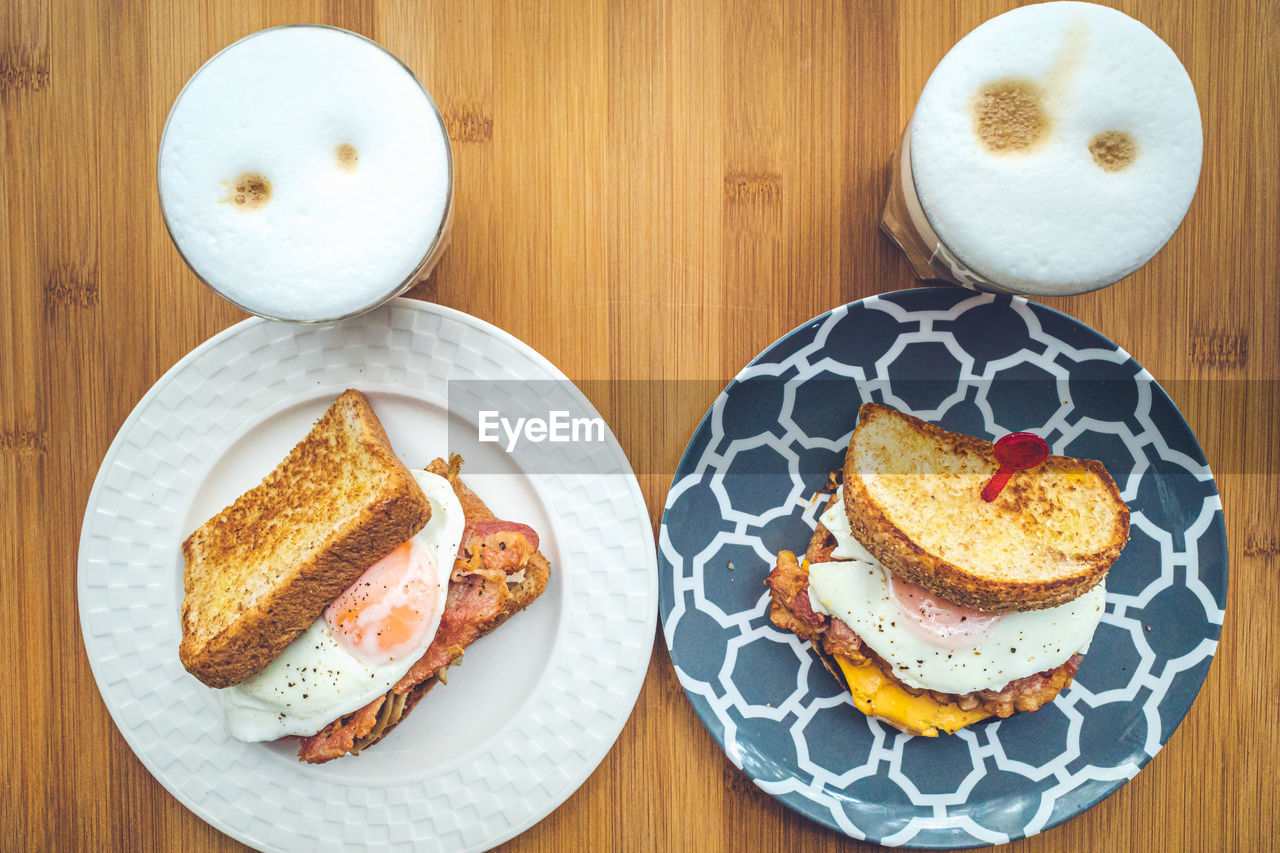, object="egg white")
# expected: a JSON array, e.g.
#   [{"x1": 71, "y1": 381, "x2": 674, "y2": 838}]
[
  {"x1": 818, "y1": 489, "x2": 878, "y2": 563},
  {"x1": 809, "y1": 487, "x2": 1106, "y2": 695},
  {"x1": 220, "y1": 470, "x2": 465, "y2": 742}
]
